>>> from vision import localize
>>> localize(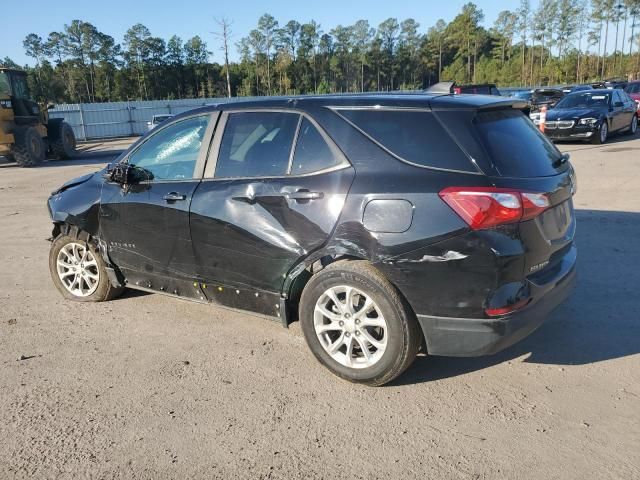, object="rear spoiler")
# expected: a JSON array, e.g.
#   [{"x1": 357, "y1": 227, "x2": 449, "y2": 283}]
[
  {"x1": 424, "y1": 81, "x2": 455, "y2": 94},
  {"x1": 477, "y1": 99, "x2": 529, "y2": 111}
]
